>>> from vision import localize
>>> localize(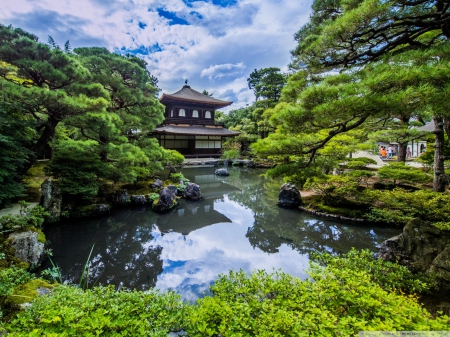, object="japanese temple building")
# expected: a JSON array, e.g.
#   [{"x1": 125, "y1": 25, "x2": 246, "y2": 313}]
[{"x1": 153, "y1": 84, "x2": 240, "y2": 157}]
